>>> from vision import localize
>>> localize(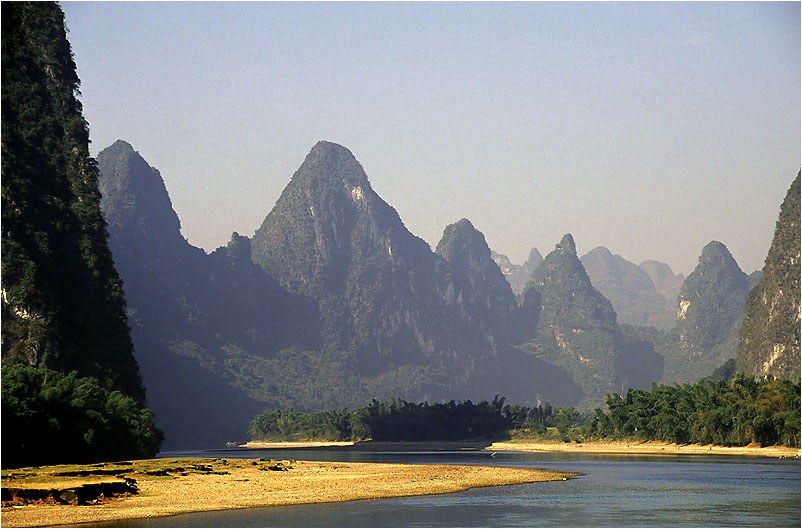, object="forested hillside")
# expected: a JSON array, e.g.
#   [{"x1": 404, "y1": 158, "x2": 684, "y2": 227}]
[
  {"x1": 514, "y1": 235, "x2": 663, "y2": 407},
  {"x1": 737, "y1": 172, "x2": 801, "y2": 379},
  {"x1": 664, "y1": 241, "x2": 757, "y2": 382},
  {"x1": 1, "y1": 2, "x2": 143, "y2": 400},
  {"x1": 1, "y1": 1, "x2": 161, "y2": 466}
]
